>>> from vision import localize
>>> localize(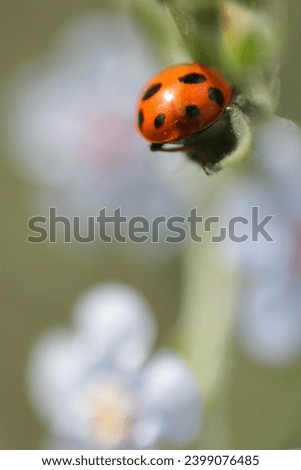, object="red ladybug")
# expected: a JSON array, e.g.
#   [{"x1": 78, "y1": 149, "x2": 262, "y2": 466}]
[{"x1": 136, "y1": 63, "x2": 252, "y2": 174}]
